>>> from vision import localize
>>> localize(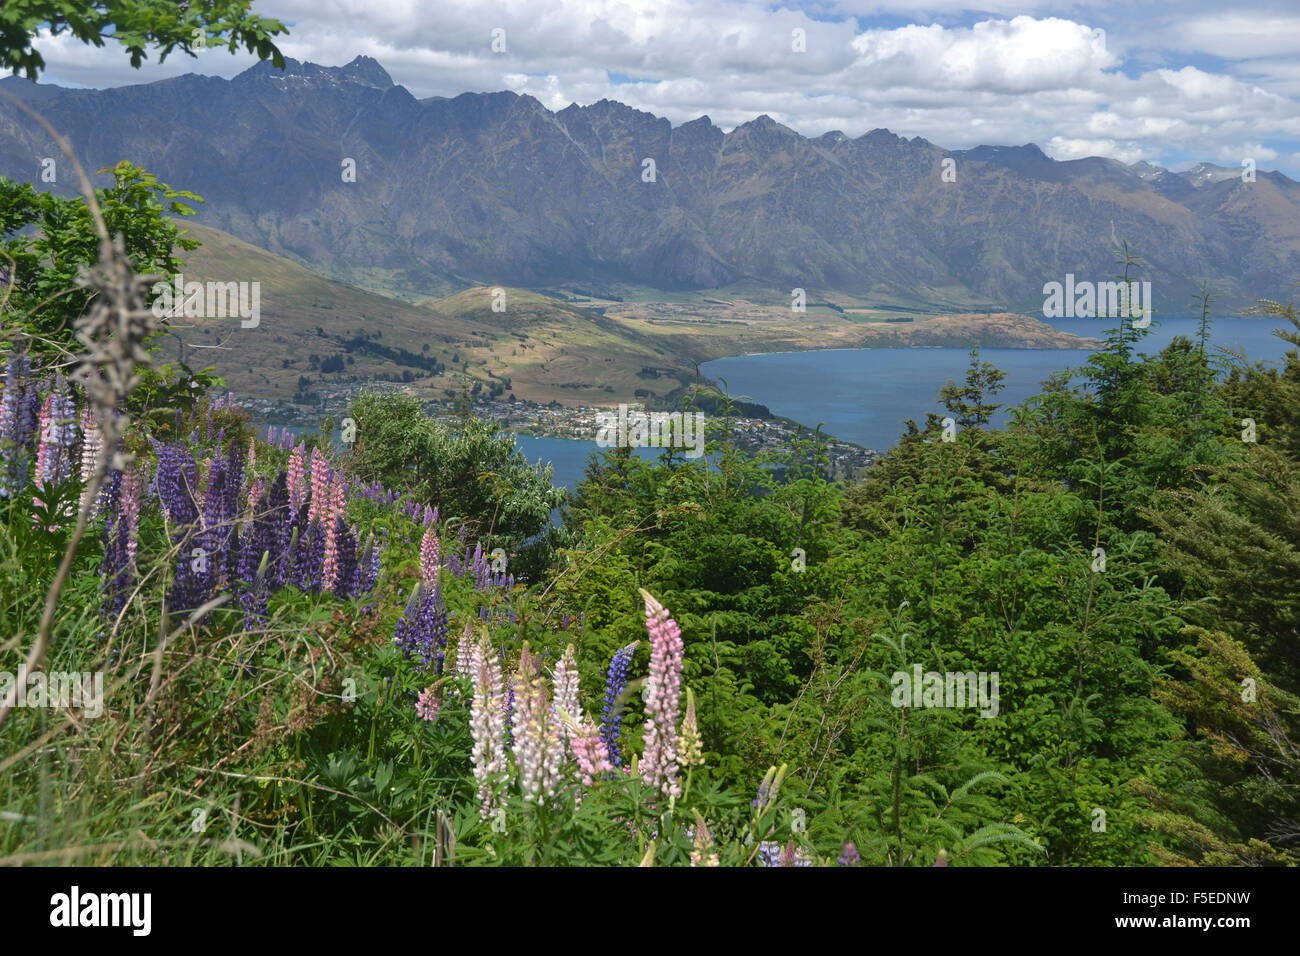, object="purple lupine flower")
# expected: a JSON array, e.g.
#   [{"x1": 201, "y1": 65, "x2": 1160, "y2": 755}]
[
  {"x1": 293, "y1": 520, "x2": 325, "y2": 593},
  {"x1": 100, "y1": 469, "x2": 133, "y2": 619},
  {"x1": 757, "y1": 841, "x2": 782, "y2": 867},
  {"x1": 331, "y1": 516, "x2": 358, "y2": 600},
  {"x1": 157, "y1": 444, "x2": 207, "y2": 613},
  {"x1": 265, "y1": 468, "x2": 291, "y2": 589},
  {"x1": 0, "y1": 337, "x2": 37, "y2": 498},
  {"x1": 156, "y1": 443, "x2": 199, "y2": 525},
  {"x1": 837, "y1": 843, "x2": 860, "y2": 866},
  {"x1": 601, "y1": 641, "x2": 638, "y2": 768},
  {"x1": 393, "y1": 582, "x2": 451, "y2": 674},
  {"x1": 471, "y1": 541, "x2": 489, "y2": 590},
  {"x1": 352, "y1": 526, "x2": 384, "y2": 596}
]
